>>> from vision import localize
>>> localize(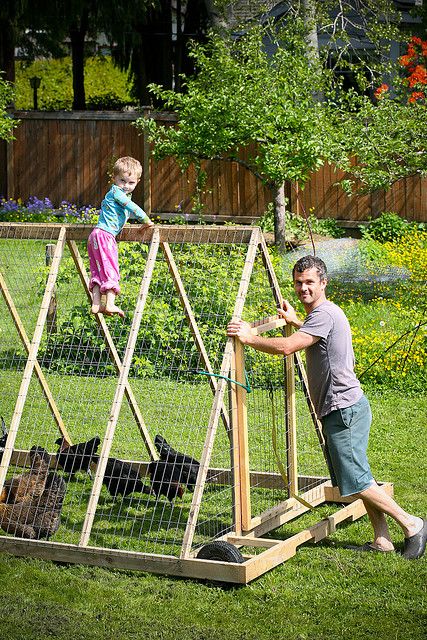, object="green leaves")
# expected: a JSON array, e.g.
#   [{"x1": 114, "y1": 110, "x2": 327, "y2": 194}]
[
  {"x1": 333, "y1": 92, "x2": 427, "y2": 192},
  {"x1": 0, "y1": 74, "x2": 18, "y2": 141},
  {"x1": 135, "y1": 22, "x2": 334, "y2": 189}
]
